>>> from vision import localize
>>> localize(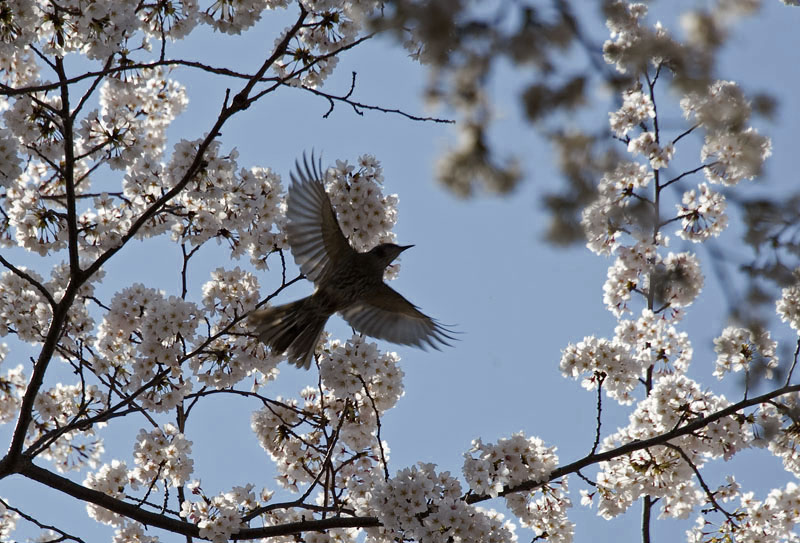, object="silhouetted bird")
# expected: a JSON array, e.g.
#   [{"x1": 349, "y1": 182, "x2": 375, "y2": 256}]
[{"x1": 249, "y1": 153, "x2": 453, "y2": 369}]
